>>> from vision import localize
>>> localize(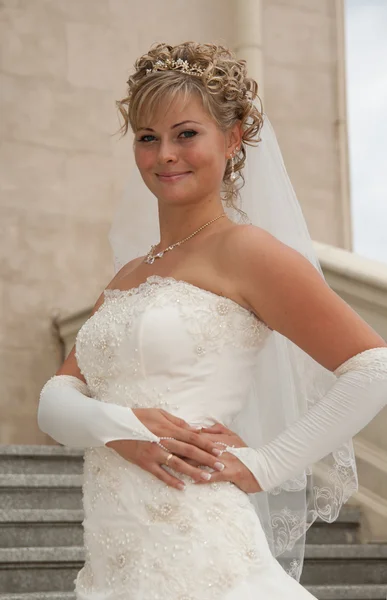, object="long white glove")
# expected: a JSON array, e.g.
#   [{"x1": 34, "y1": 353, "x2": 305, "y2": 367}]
[
  {"x1": 37, "y1": 374, "x2": 160, "y2": 448},
  {"x1": 227, "y1": 346, "x2": 387, "y2": 492}
]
